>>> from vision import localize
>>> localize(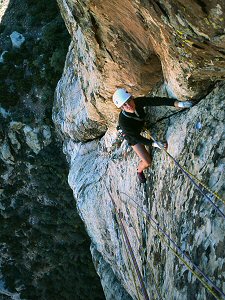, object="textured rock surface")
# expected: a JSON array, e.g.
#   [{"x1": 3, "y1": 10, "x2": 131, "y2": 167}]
[
  {"x1": 10, "y1": 32, "x2": 25, "y2": 48},
  {"x1": 54, "y1": 1, "x2": 225, "y2": 299},
  {"x1": 0, "y1": 111, "x2": 105, "y2": 300},
  {"x1": 0, "y1": 0, "x2": 105, "y2": 299},
  {"x1": 53, "y1": 43, "x2": 107, "y2": 142},
  {"x1": 57, "y1": 84, "x2": 225, "y2": 300},
  {"x1": 56, "y1": 0, "x2": 225, "y2": 125}
]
